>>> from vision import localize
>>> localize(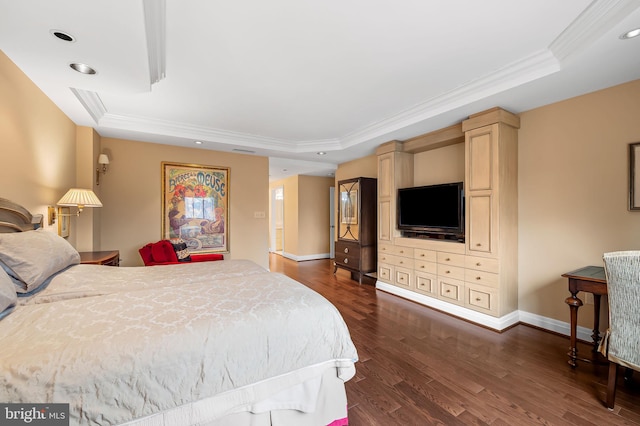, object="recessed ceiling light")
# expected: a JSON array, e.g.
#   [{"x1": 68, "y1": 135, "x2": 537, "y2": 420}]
[
  {"x1": 317, "y1": 151, "x2": 326, "y2": 155},
  {"x1": 620, "y1": 28, "x2": 640, "y2": 40},
  {"x1": 194, "y1": 140, "x2": 203, "y2": 145},
  {"x1": 70, "y1": 63, "x2": 96, "y2": 75},
  {"x1": 51, "y1": 30, "x2": 75, "y2": 42}
]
